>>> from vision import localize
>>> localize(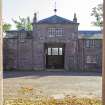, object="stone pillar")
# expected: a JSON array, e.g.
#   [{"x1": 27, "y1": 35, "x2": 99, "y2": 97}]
[
  {"x1": 64, "y1": 42, "x2": 77, "y2": 70},
  {"x1": 0, "y1": 0, "x2": 3, "y2": 104},
  {"x1": 33, "y1": 42, "x2": 45, "y2": 70},
  {"x1": 102, "y1": 0, "x2": 105, "y2": 104}
]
